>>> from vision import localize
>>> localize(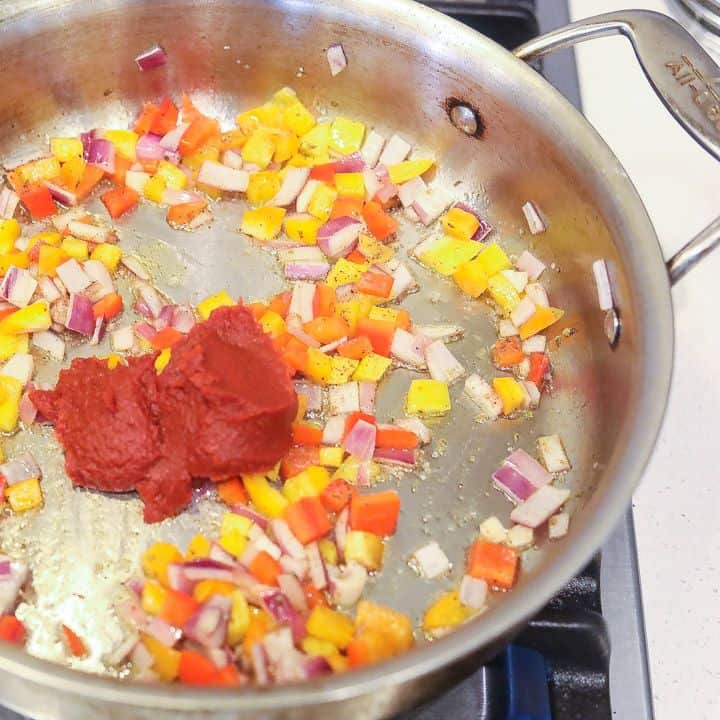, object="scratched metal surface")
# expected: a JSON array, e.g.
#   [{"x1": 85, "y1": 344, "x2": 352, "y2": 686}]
[{"x1": 0, "y1": 0, "x2": 675, "y2": 718}]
